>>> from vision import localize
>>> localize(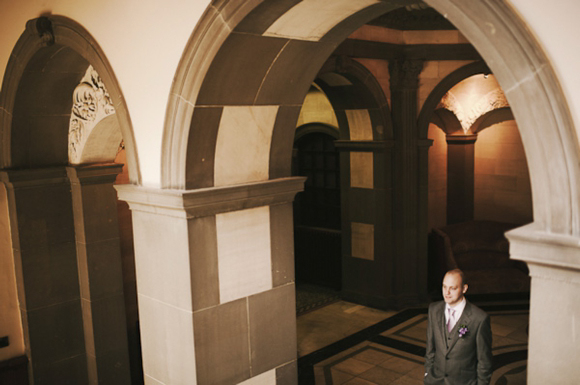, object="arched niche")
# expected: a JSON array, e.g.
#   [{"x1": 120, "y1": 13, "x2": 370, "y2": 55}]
[
  {"x1": 0, "y1": 16, "x2": 140, "y2": 384},
  {"x1": 0, "y1": 16, "x2": 140, "y2": 183}
]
